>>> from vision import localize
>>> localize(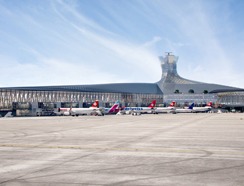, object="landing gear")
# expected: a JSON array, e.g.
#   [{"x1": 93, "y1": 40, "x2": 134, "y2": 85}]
[{"x1": 132, "y1": 112, "x2": 141, "y2": 116}]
